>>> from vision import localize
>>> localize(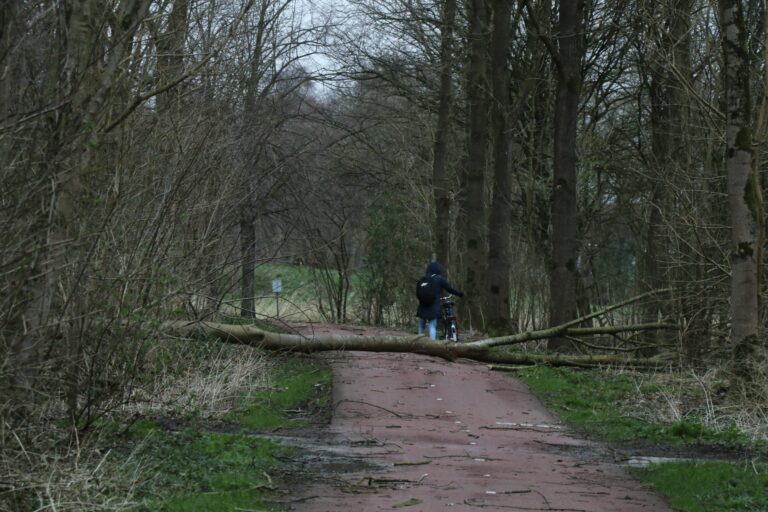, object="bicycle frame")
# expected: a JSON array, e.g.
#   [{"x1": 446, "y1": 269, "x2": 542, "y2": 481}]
[{"x1": 440, "y1": 296, "x2": 459, "y2": 342}]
